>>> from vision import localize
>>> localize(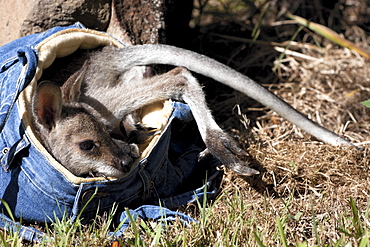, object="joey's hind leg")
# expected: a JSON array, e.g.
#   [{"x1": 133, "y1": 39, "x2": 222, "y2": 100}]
[{"x1": 163, "y1": 67, "x2": 259, "y2": 176}]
